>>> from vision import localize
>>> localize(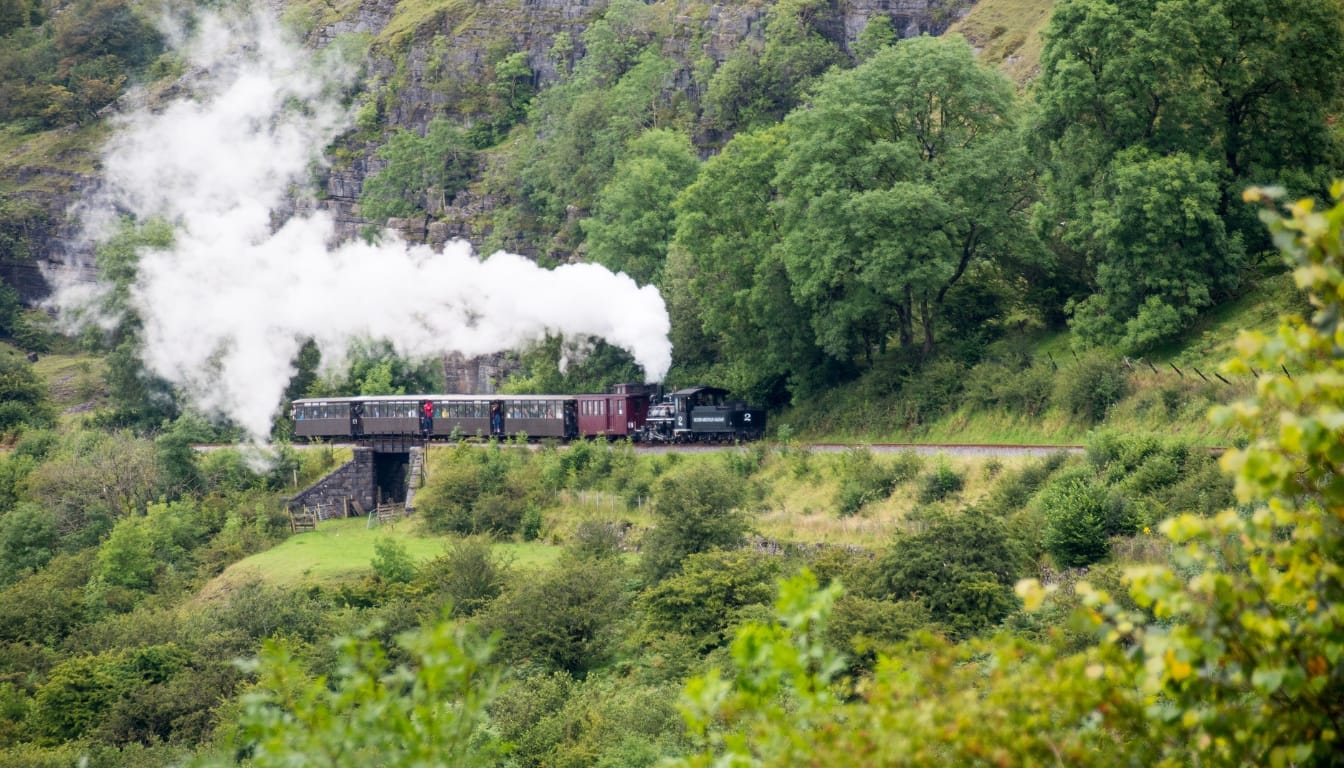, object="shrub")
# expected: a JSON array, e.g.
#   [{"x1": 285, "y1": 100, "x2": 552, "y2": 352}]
[
  {"x1": 917, "y1": 460, "x2": 965, "y2": 503},
  {"x1": 484, "y1": 556, "x2": 627, "y2": 675},
  {"x1": 877, "y1": 510, "x2": 1023, "y2": 639},
  {"x1": 826, "y1": 595, "x2": 932, "y2": 672},
  {"x1": 520, "y1": 506, "x2": 544, "y2": 541},
  {"x1": 641, "y1": 549, "x2": 781, "y2": 650},
  {"x1": 983, "y1": 455, "x2": 1057, "y2": 516},
  {"x1": 966, "y1": 360, "x2": 1054, "y2": 416},
  {"x1": 417, "y1": 537, "x2": 508, "y2": 617},
  {"x1": 0, "y1": 503, "x2": 58, "y2": 586},
  {"x1": 1054, "y1": 351, "x2": 1129, "y2": 423},
  {"x1": 1036, "y1": 465, "x2": 1129, "y2": 568},
  {"x1": 569, "y1": 520, "x2": 626, "y2": 560},
  {"x1": 893, "y1": 358, "x2": 968, "y2": 427},
  {"x1": 641, "y1": 462, "x2": 749, "y2": 583},
  {"x1": 833, "y1": 446, "x2": 901, "y2": 517},
  {"x1": 372, "y1": 538, "x2": 415, "y2": 584}
]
